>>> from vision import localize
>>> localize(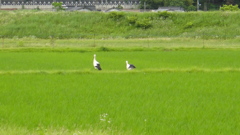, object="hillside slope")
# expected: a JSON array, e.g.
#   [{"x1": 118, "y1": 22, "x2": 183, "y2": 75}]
[{"x1": 0, "y1": 10, "x2": 240, "y2": 39}]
